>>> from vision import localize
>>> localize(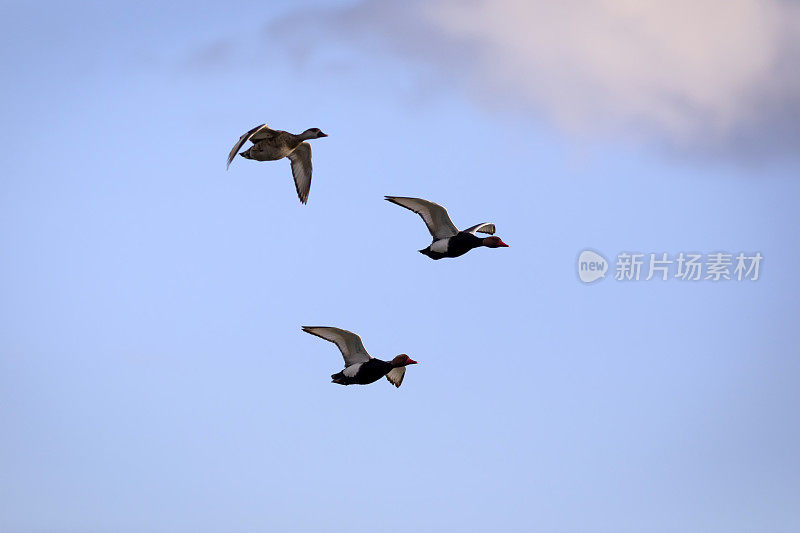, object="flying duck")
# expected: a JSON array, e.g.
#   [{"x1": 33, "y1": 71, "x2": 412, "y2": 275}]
[
  {"x1": 226, "y1": 124, "x2": 327, "y2": 204},
  {"x1": 385, "y1": 196, "x2": 509, "y2": 259},
  {"x1": 302, "y1": 326, "x2": 418, "y2": 387}
]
